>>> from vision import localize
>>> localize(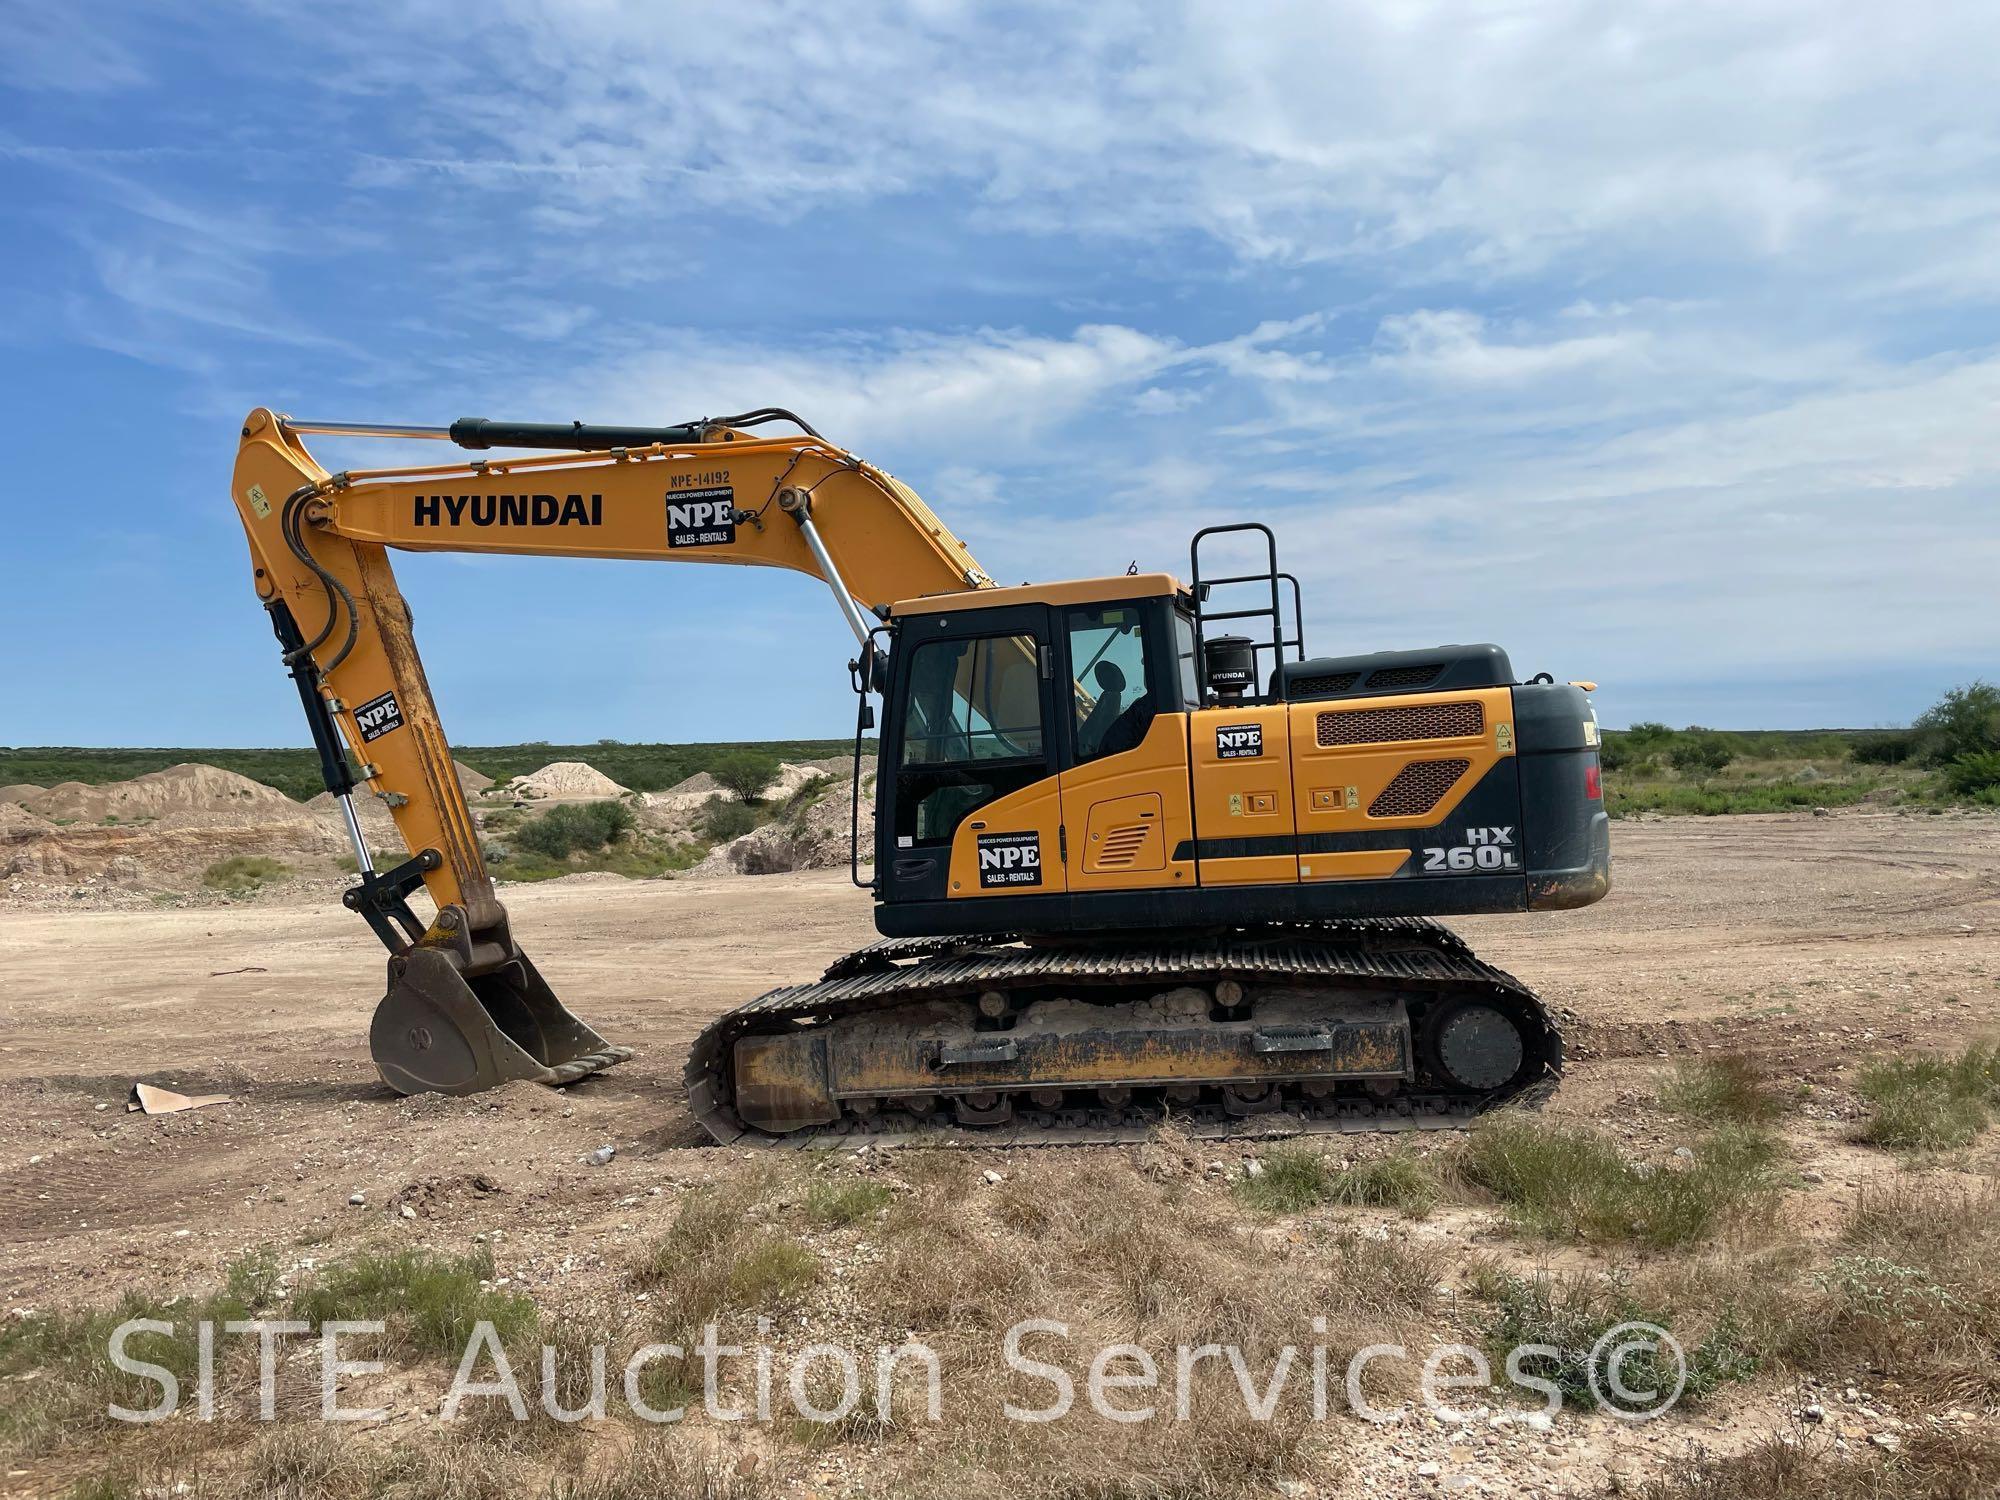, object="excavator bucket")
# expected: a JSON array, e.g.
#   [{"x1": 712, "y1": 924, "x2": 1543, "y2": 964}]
[{"x1": 369, "y1": 941, "x2": 632, "y2": 1096}]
